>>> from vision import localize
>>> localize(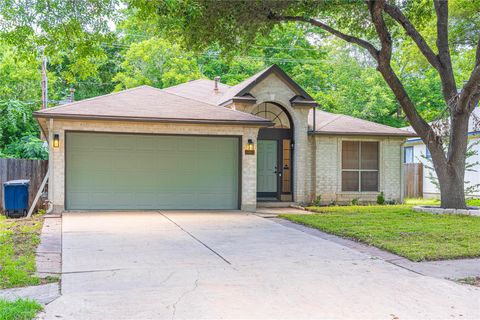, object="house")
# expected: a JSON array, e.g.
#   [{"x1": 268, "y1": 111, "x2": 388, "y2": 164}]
[
  {"x1": 34, "y1": 65, "x2": 413, "y2": 213},
  {"x1": 403, "y1": 107, "x2": 480, "y2": 198}
]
